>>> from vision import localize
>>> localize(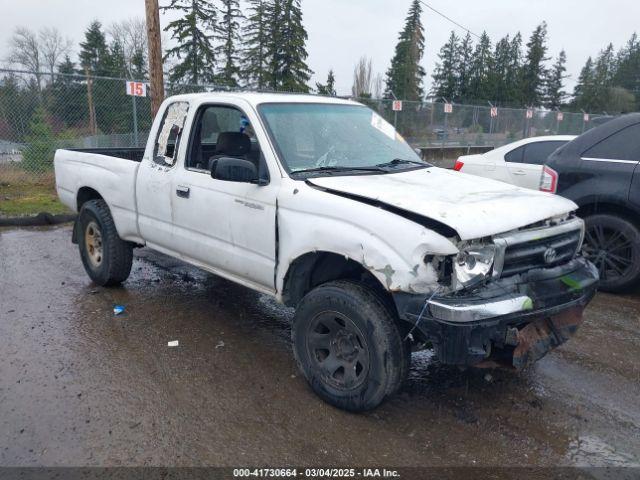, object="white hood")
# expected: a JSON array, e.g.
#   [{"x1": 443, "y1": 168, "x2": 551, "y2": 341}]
[{"x1": 308, "y1": 167, "x2": 577, "y2": 240}]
